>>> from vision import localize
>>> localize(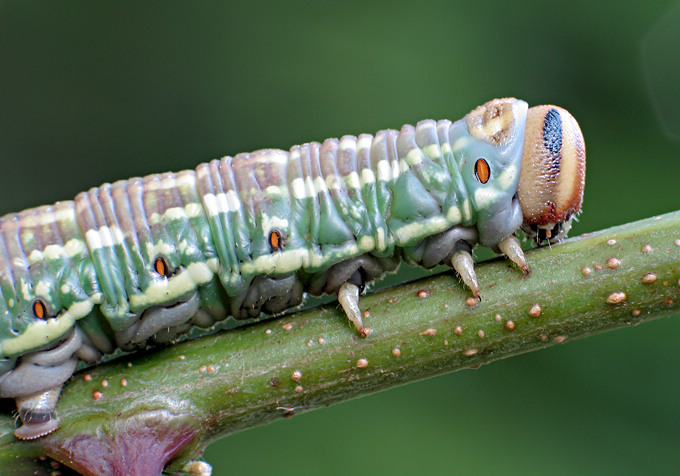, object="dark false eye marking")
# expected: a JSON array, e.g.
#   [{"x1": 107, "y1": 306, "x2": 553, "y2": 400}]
[
  {"x1": 154, "y1": 256, "x2": 174, "y2": 278},
  {"x1": 269, "y1": 229, "x2": 286, "y2": 251},
  {"x1": 32, "y1": 300, "x2": 49, "y2": 320},
  {"x1": 474, "y1": 158, "x2": 491, "y2": 184},
  {"x1": 543, "y1": 108, "x2": 563, "y2": 158}
]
